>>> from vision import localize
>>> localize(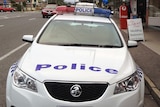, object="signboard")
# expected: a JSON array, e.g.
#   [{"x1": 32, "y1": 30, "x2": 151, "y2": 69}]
[
  {"x1": 127, "y1": 18, "x2": 145, "y2": 41},
  {"x1": 3, "y1": 0, "x2": 7, "y2": 5},
  {"x1": 75, "y1": 2, "x2": 94, "y2": 15}
]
